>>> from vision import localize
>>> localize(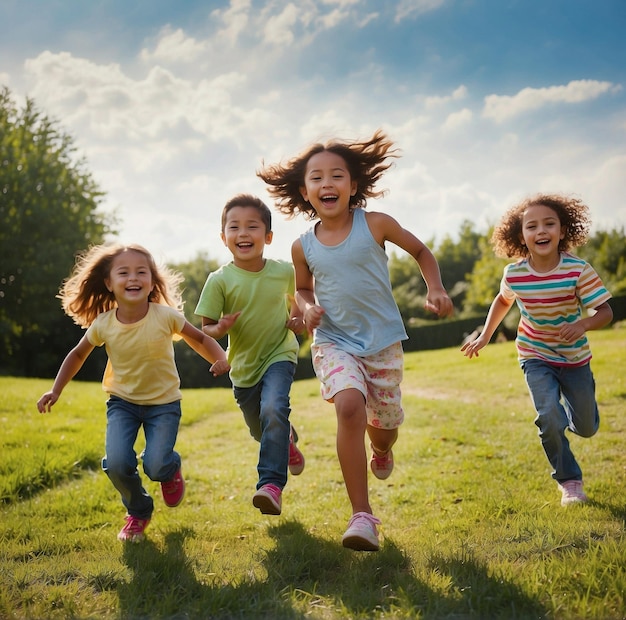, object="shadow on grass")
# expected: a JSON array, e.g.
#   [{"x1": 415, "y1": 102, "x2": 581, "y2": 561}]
[
  {"x1": 117, "y1": 521, "x2": 547, "y2": 619},
  {"x1": 265, "y1": 520, "x2": 548, "y2": 619}
]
